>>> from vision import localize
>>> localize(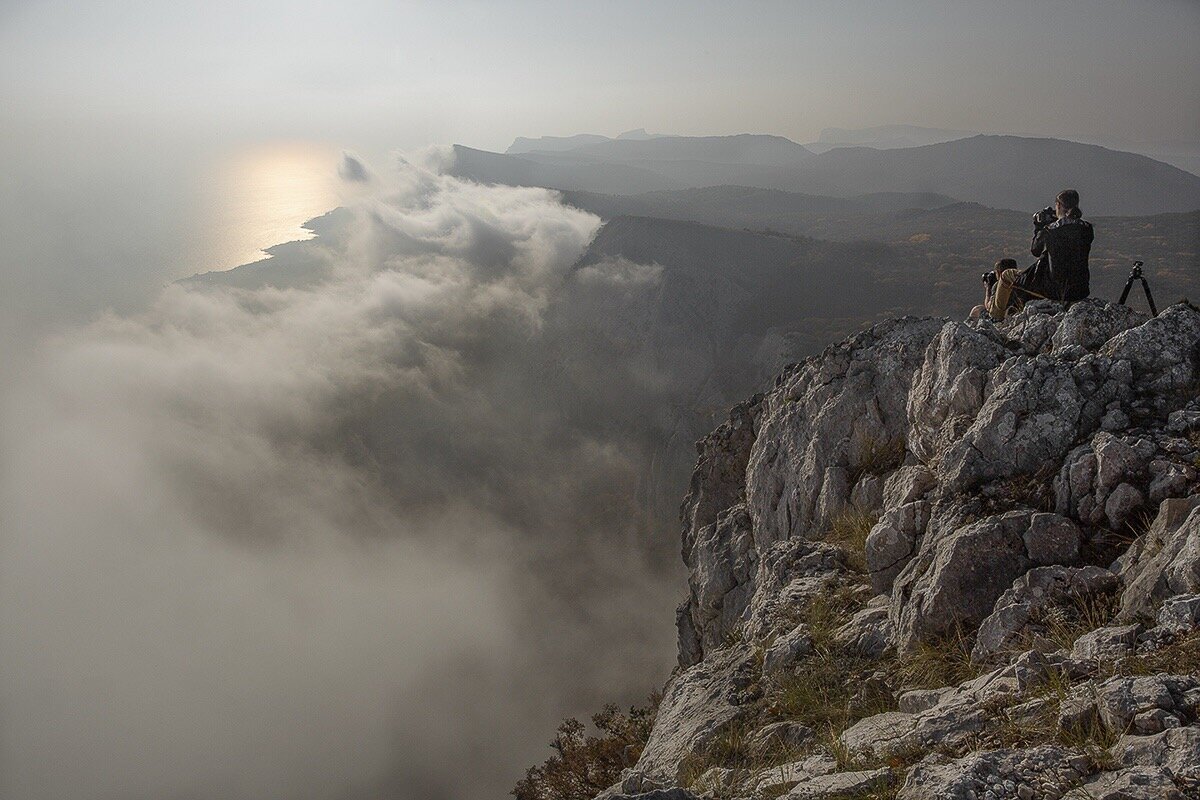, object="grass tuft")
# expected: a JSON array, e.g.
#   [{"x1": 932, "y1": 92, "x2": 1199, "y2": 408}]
[
  {"x1": 894, "y1": 626, "x2": 980, "y2": 690},
  {"x1": 826, "y1": 506, "x2": 880, "y2": 573},
  {"x1": 849, "y1": 436, "x2": 907, "y2": 486}
]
